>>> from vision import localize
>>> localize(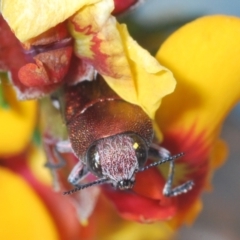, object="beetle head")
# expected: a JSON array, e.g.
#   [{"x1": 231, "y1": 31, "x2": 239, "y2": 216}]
[{"x1": 86, "y1": 133, "x2": 148, "y2": 190}]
